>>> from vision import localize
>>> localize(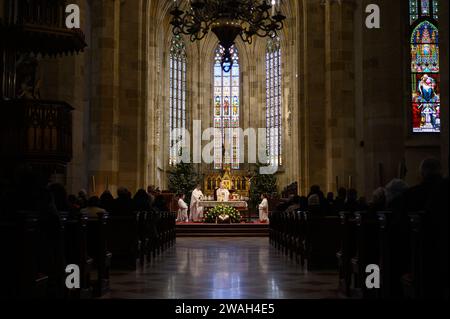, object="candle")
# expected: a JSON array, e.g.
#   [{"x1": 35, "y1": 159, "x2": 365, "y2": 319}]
[
  {"x1": 106, "y1": 176, "x2": 109, "y2": 191},
  {"x1": 348, "y1": 176, "x2": 353, "y2": 189},
  {"x1": 336, "y1": 176, "x2": 339, "y2": 192}
]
